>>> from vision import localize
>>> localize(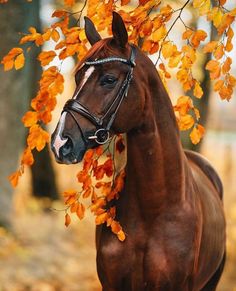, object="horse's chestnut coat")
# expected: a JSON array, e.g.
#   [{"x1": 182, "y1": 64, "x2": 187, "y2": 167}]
[{"x1": 51, "y1": 12, "x2": 226, "y2": 291}]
